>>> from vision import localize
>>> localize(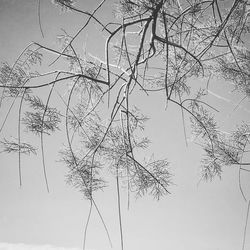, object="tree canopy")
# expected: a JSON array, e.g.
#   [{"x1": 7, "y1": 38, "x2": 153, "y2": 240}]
[{"x1": 0, "y1": 0, "x2": 250, "y2": 249}]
